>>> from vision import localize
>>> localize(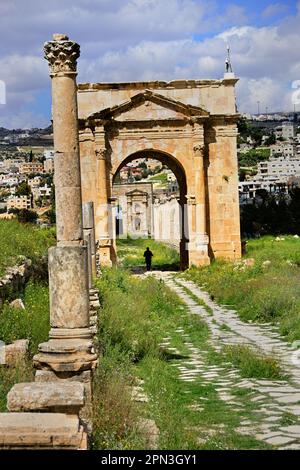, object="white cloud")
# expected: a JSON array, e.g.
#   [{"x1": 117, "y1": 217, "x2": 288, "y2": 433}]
[
  {"x1": 0, "y1": 1, "x2": 300, "y2": 127},
  {"x1": 261, "y1": 3, "x2": 288, "y2": 18}
]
